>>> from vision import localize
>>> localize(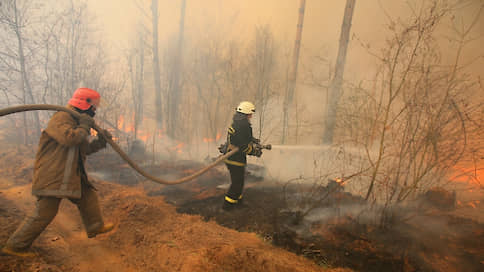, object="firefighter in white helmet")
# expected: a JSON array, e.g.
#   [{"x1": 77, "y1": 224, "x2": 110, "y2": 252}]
[{"x1": 221, "y1": 101, "x2": 263, "y2": 211}]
